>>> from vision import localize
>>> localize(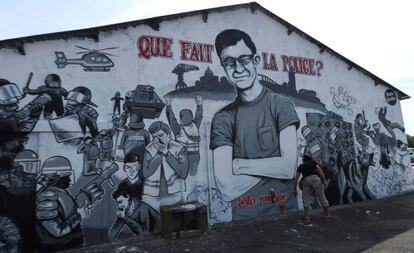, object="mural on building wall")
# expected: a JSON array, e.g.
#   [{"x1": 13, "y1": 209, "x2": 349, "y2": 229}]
[
  {"x1": 111, "y1": 91, "x2": 124, "y2": 115},
  {"x1": 0, "y1": 8, "x2": 412, "y2": 251},
  {"x1": 330, "y1": 85, "x2": 356, "y2": 115},
  {"x1": 186, "y1": 185, "x2": 232, "y2": 223},
  {"x1": 165, "y1": 95, "x2": 203, "y2": 176},
  {"x1": 143, "y1": 121, "x2": 189, "y2": 197},
  {"x1": 24, "y1": 73, "x2": 68, "y2": 119},
  {"x1": 55, "y1": 46, "x2": 116, "y2": 72},
  {"x1": 210, "y1": 29, "x2": 300, "y2": 220},
  {"x1": 172, "y1": 63, "x2": 200, "y2": 90},
  {"x1": 109, "y1": 154, "x2": 160, "y2": 241},
  {"x1": 385, "y1": 89, "x2": 397, "y2": 106}
]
